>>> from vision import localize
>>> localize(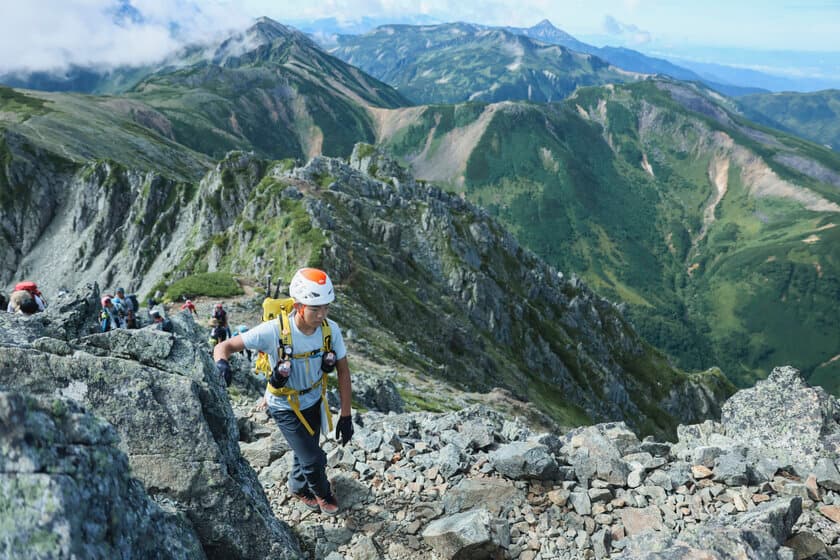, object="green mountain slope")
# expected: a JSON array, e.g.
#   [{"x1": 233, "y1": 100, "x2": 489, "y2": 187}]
[
  {"x1": 329, "y1": 23, "x2": 643, "y2": 104},
  {"x1": 145, "y1": 146, "x2": 732, "y2": 437},
  {"x1": 0, "y1": 109, "x2": 732, "y2": 436},
  {"x1": 123, "y1": 18, "x2": 409, "y2": 161},
  {"x1": 736, "y1": 89, "x2": 840, "y2": 151},
  {"x1": 374, "y1": 79, "x2": 840, "y2": 393},
  {"x1": 0, "y1": 86, "x2": 210, "y2": 181}
]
